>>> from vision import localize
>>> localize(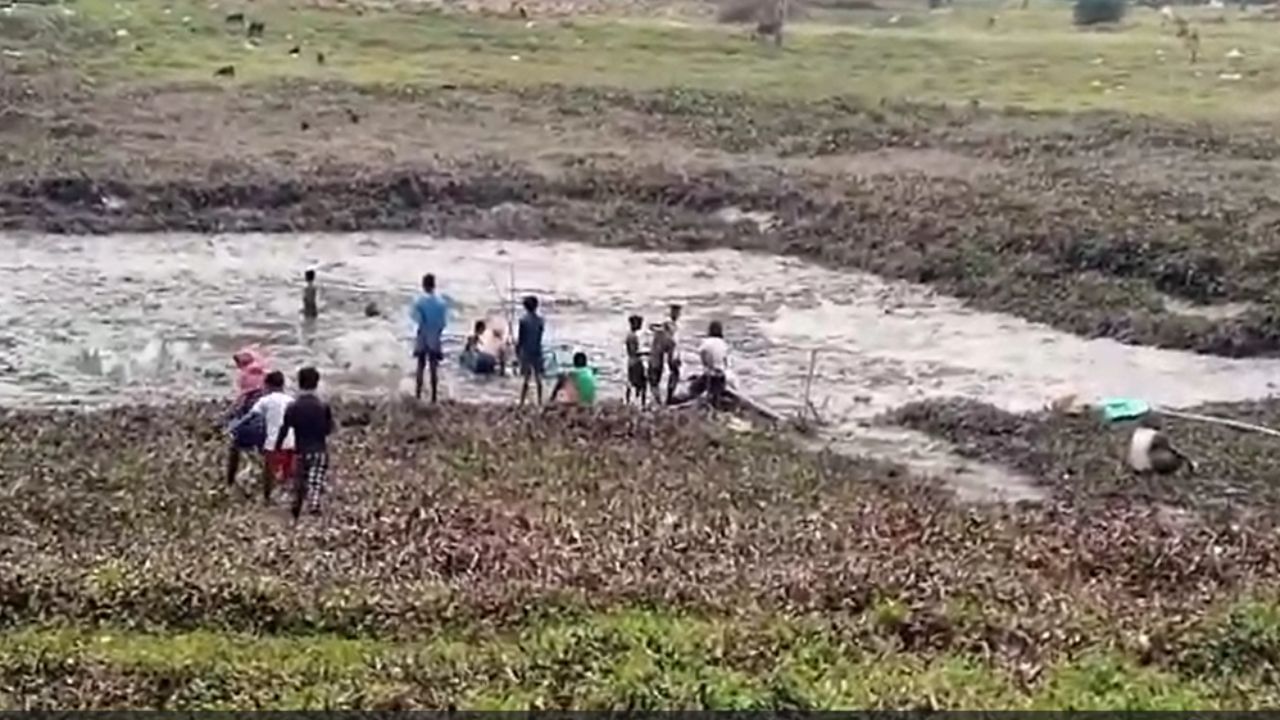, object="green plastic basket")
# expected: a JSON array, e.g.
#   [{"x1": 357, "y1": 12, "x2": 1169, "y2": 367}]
[{"x1": 1099, "y1": 397, "x2": 1152, "y2": 423}]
